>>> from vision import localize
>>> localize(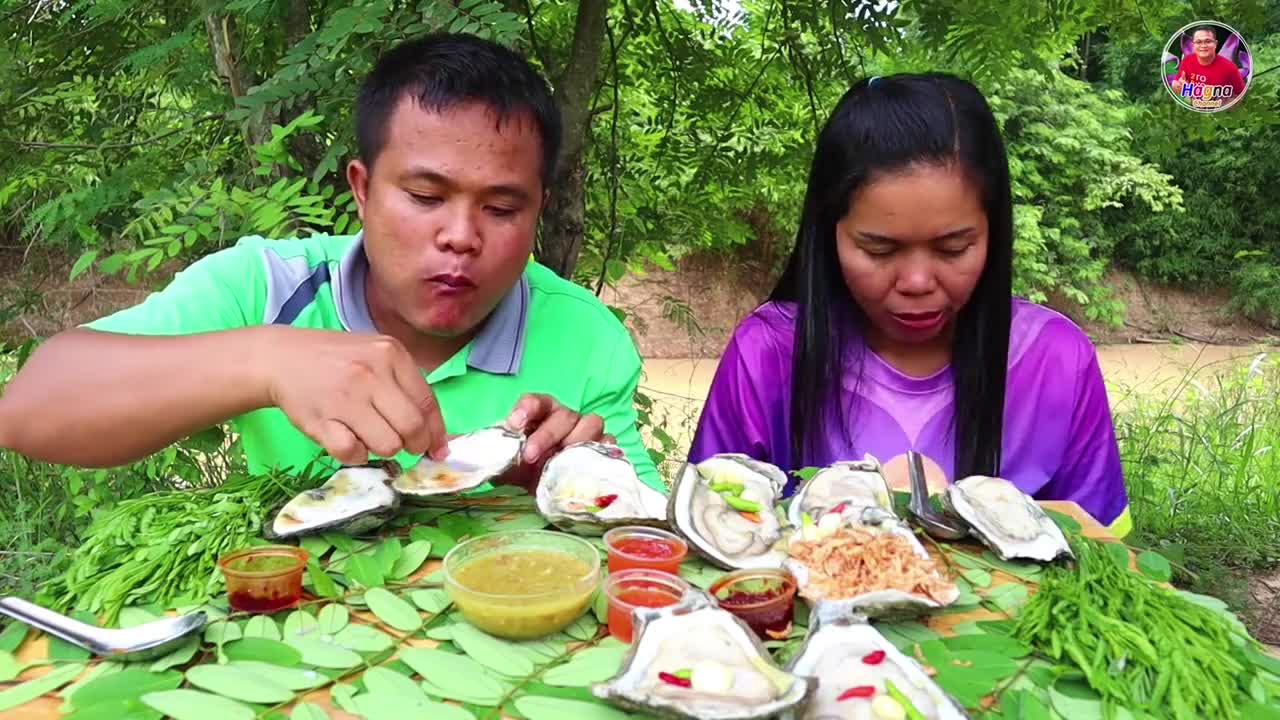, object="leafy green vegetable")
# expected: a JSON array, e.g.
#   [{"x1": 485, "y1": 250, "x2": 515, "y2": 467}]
[
  {"x1": 222, "y1": 637, "x2": 302, "y2": 666},
  {"x1": 391, "y1": 540, "x2": 434, "y2": 579},
  {"x1": 225, "y1": 661, "x2": 328, "y2": 691},
  {"x1": 514, "y1": 695, "x2": 631, "y2": 720},
  {"x1": 346, "y1": 555, "x2": 386, "y2": 588},
  {"x1": 409, "y1": 527, "x2": 456, "y2": 557},
  {"x1": 291, "y1": 703, "x2": 330, "y2": 720},
  {"x1": 141, "y1": 689, "x2": 256, "y2": 720},
  {"x1": 285, "y1": 637, "x2": 363, "y2": 669},
  {"x1": 364, "y1": 587, "x2": 423, "y2": 632},
  {"x1": 1136, "y1": 551, "x2": 1172, "y2": 582},
  {"x1": 0, "y1": 622, "x2": 28, "y2": 653},
  {"x1": 317, "y1": 604, "x2": 350, "y2": 634},
  {"x1": 243, "y1": 615, "x2": 281, "y2": 640},
  {"x1": 450, "y1": 623, "x2": 536, "y2": 676},
  {"x1": 0, "y1": 664, "x2": 88, "y2": 712},
  {"x1": 401, "y1": 647, "x2": 509, "y2": 705},
  {"x1": 66, "y1": 668, "x2": 181, "y2": 710},
  {"x1": 185, "y1": 664, "x2": 295, "y2": 704},
  {"x1": 284, "y1": 610, "x2": 319, "y2": 639},
  {"x1": 1014, "y1": 536, "x2": 1251, "y2": 719}
]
